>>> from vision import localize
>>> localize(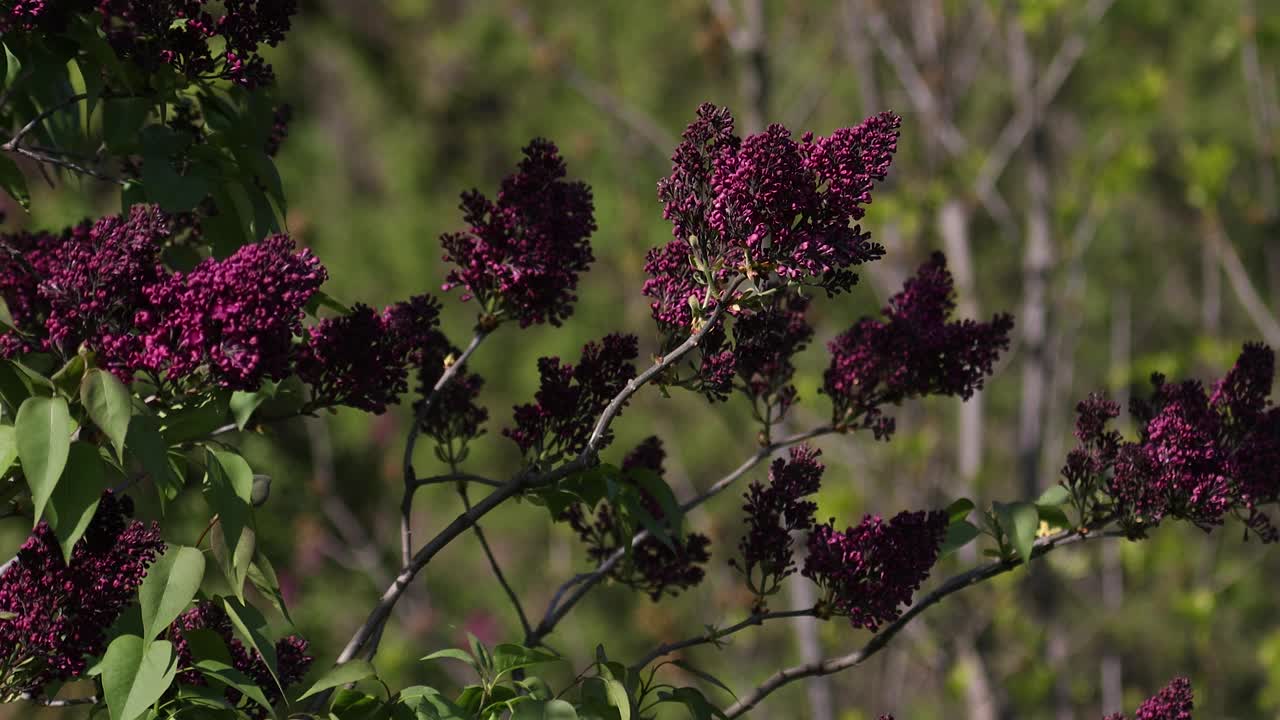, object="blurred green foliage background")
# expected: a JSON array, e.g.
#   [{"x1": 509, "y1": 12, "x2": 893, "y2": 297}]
[{"x1": 9, "y1": 0, "x2": 1280, "y2": 718}]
